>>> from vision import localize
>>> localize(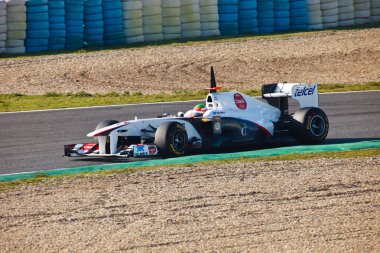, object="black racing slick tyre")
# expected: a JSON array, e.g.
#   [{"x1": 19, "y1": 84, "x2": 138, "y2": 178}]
[
  {"x1": 155, "y1": 122, "x2": 188, "y2": 157},
  {"x1": 291, "y1": 107, "x2": 329, "y2": 145}
]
